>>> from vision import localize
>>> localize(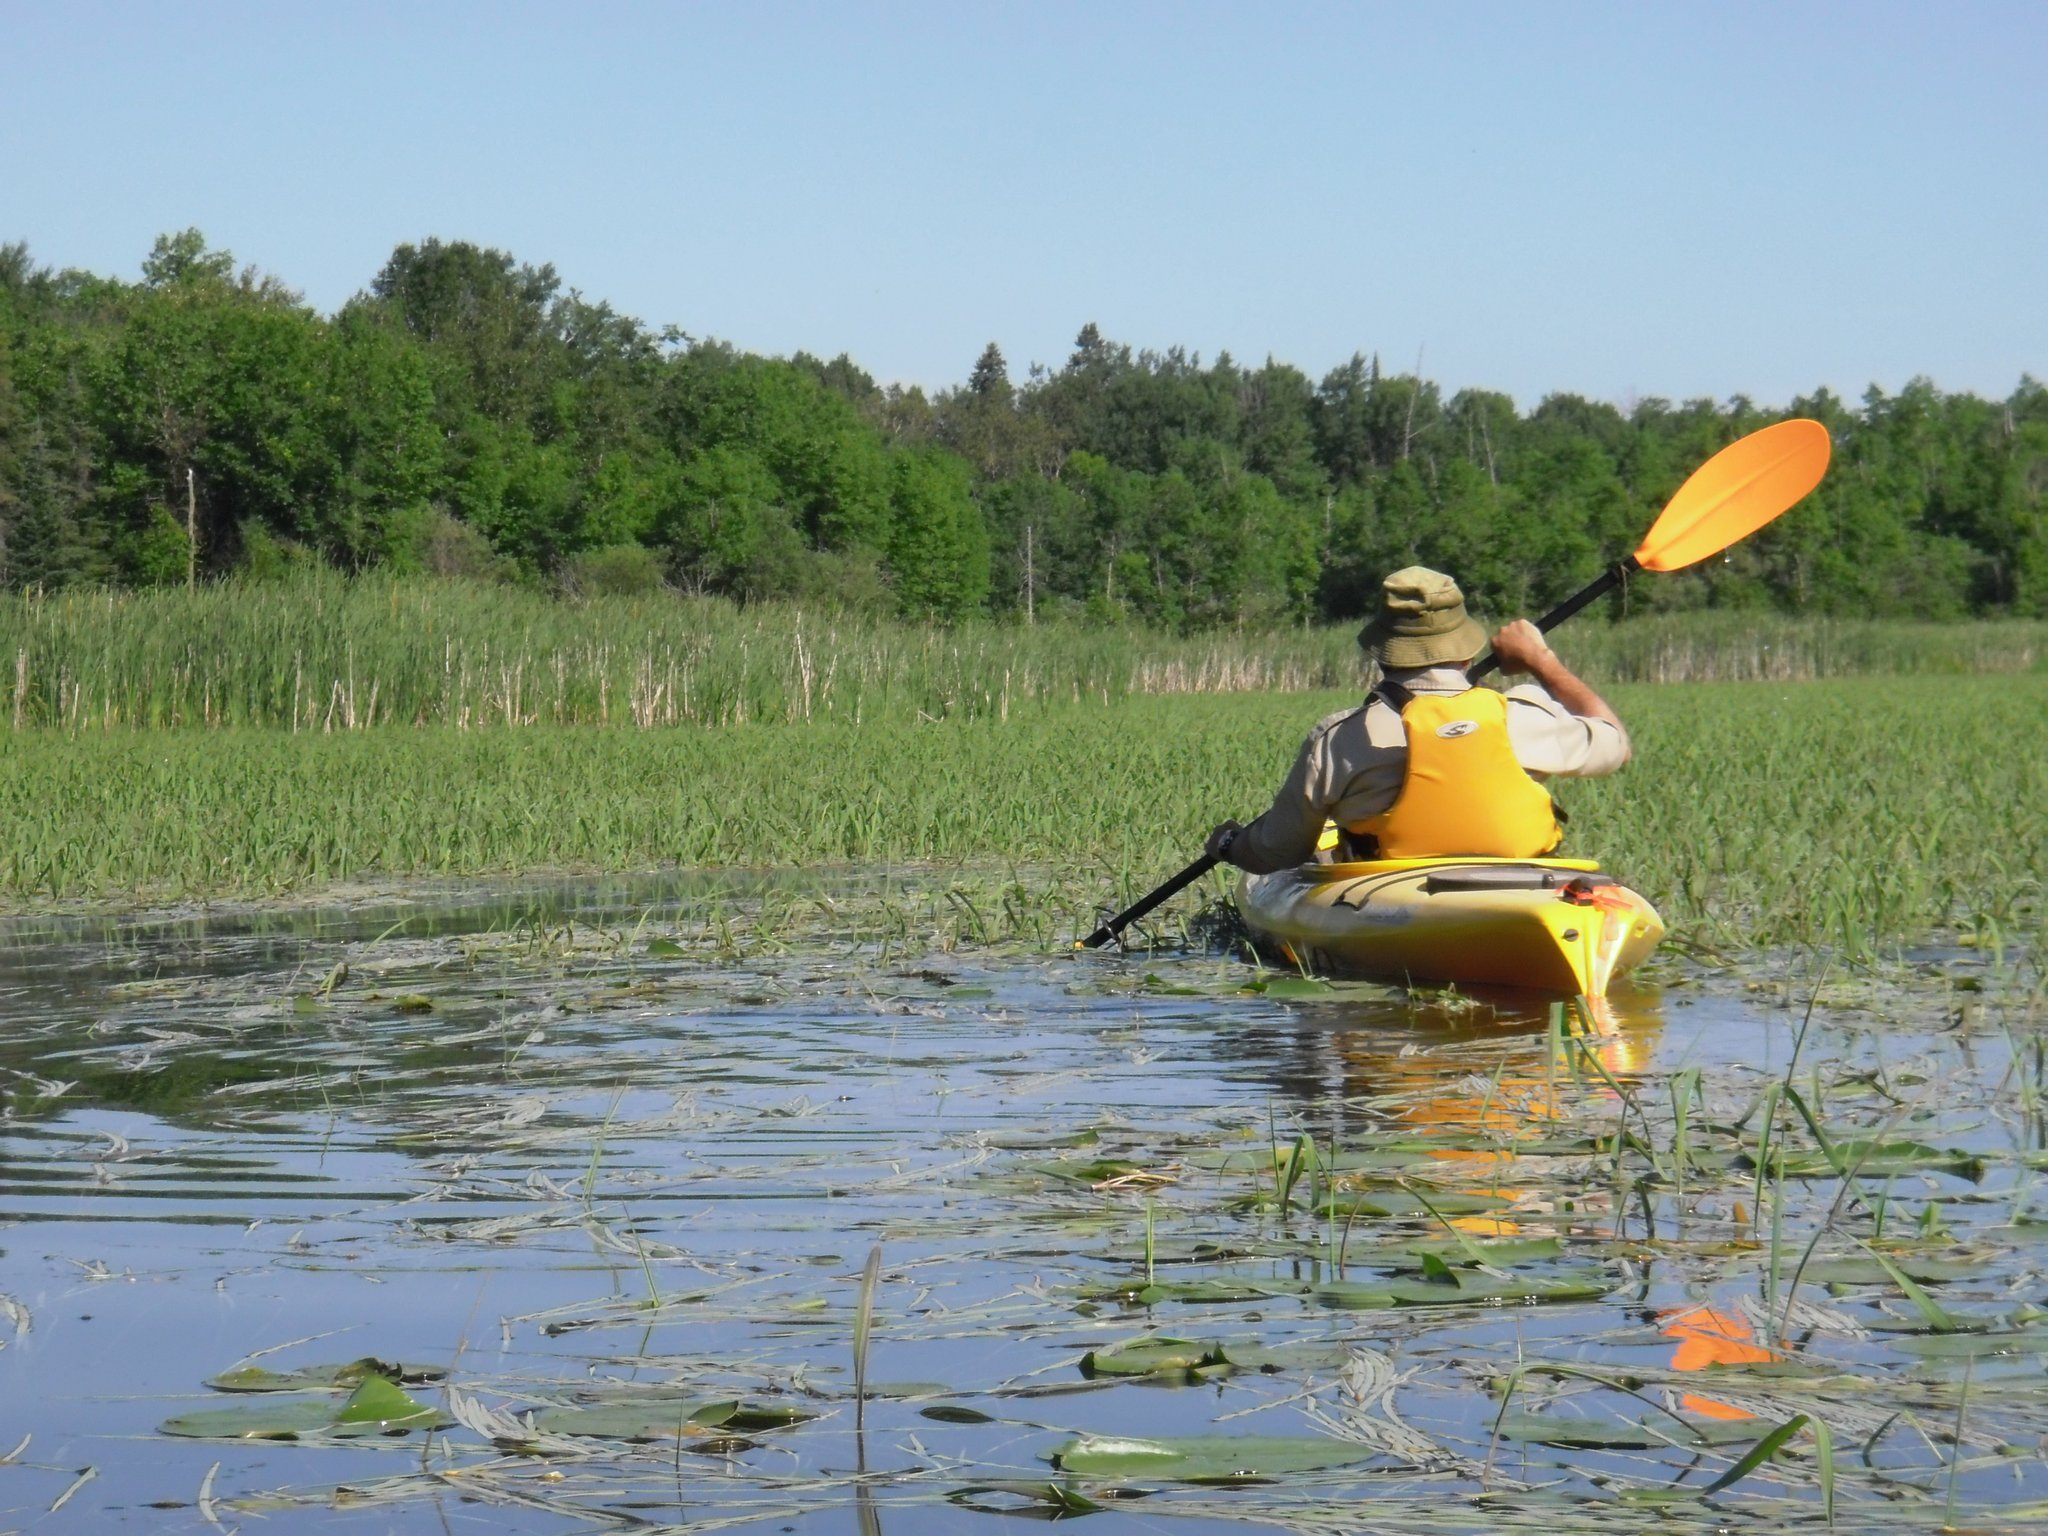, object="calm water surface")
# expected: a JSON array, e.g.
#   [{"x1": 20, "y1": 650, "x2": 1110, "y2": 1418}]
[{"x1": 1, "y1": 873, "x2": 2041, "y2": 1533}]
